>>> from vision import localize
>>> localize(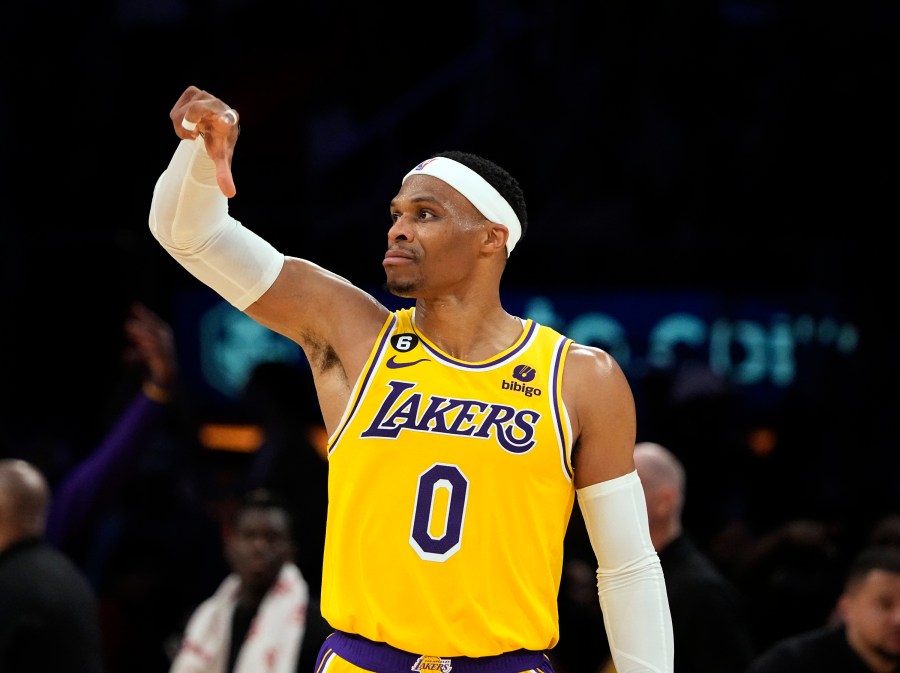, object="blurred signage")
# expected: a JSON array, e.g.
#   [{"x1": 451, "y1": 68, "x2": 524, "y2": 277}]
[{"x1": 175, "y1": 287, "x2": 858, "y2": 414}]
